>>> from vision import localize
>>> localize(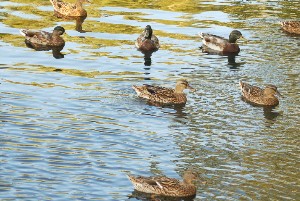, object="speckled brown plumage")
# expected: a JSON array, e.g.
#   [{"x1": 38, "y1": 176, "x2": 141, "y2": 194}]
[
  {"x1": 199, "y1": 30, "x2": 244, "y2": 54},
  {"x1": 49, "y1": 0, "x2": 89, "y2": 17},
  {"x1": 20, "y1": 26, "x2": 65, "y2": 47},
  {"x1": 135, "y1": 25, "x2": 160, "y2": 52},
  {"x1": 132, "y1": 80, "x2": 195, "y2": 105},
  {"x1": 281, "y1": 21, "x2": 300, "y2": 35},
  {"x1": 127, "y1": 171, "x2": 197, "y2": 197},
  {"x1": 239, "y1": 81, "x2": 282, "y2": 106}
]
